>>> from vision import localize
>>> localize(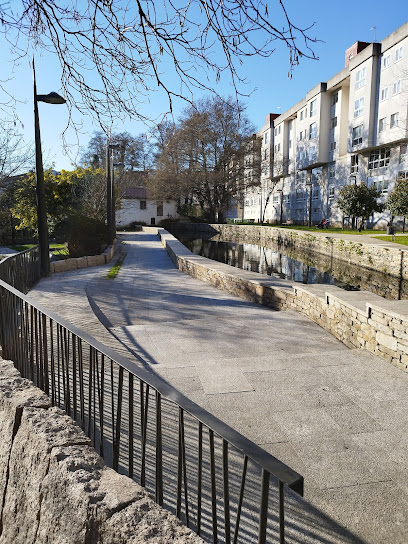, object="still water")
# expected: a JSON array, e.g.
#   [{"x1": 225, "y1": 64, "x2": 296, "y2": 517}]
[
  {"x1": 179, "y1": 236, "x2": 358, "y2": 291},
  {"x1": 177, "y1": 235, "x2": 408, "y2": 299}
]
